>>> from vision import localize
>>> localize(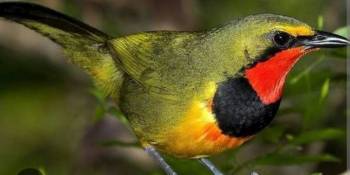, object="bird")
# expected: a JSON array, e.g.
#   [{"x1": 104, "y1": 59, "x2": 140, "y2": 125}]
[{"x1": 0, "y1": 2, "x2": 348, "y2": 175}]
